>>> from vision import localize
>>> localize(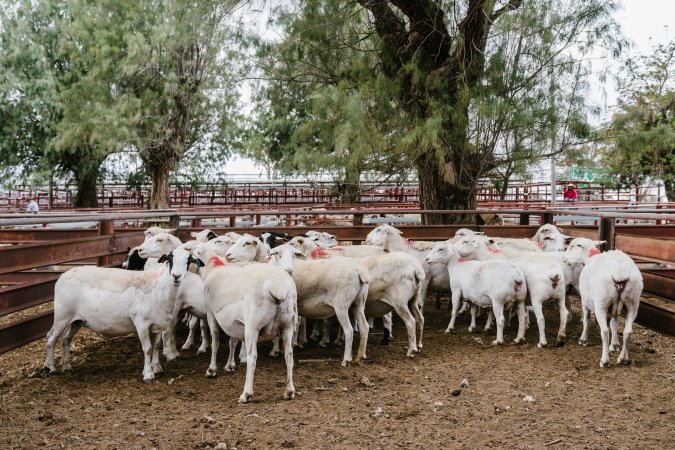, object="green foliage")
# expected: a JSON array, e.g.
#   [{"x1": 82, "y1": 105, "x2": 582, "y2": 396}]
[{"x1": 603, "y1": 41, "x2": 675, "y2": 199}]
